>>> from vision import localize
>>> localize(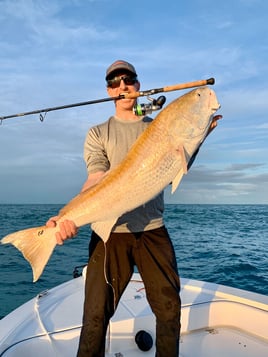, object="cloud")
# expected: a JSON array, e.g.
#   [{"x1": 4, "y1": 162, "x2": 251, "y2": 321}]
[
  {"x1": 0, "y1": 0, "x2": 268, "y2": 204},
  {"x1": 165, "y1": 162, "x2": 268, "y2": 204}
]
